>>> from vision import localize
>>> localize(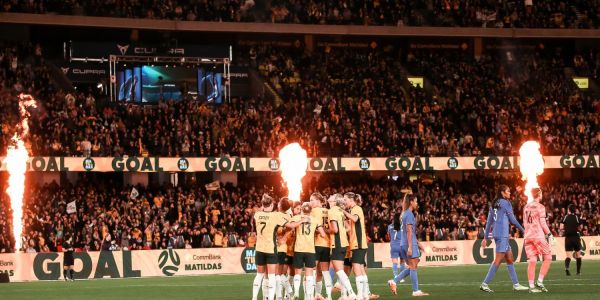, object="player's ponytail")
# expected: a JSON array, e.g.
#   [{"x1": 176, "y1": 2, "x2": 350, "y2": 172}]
[{"x1": 393, "y1": 212, "x2": 401, "y2": 231}]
